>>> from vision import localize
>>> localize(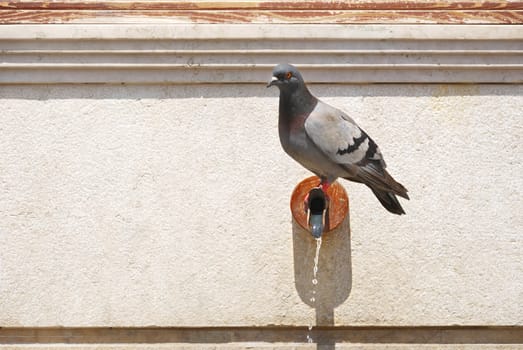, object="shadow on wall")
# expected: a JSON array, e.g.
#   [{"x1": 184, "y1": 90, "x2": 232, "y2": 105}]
[{"x1": 292, "y1": 213, "x2": 352, "y2": 348}]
